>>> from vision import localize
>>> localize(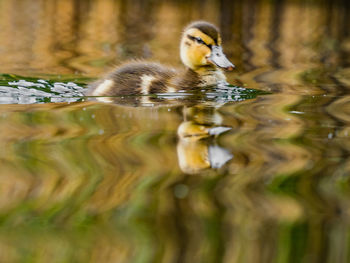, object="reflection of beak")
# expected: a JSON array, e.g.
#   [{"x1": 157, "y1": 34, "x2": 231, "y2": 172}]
[
  {"x1": 208, "y1": 145, "x2": 233, "y2": 168},
  {"x1": 207, "y1": 46, "x2": 235, "y2": 71},
  {"x1": 177, "y1": 121, "x2": 231, "y2": 139}
]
